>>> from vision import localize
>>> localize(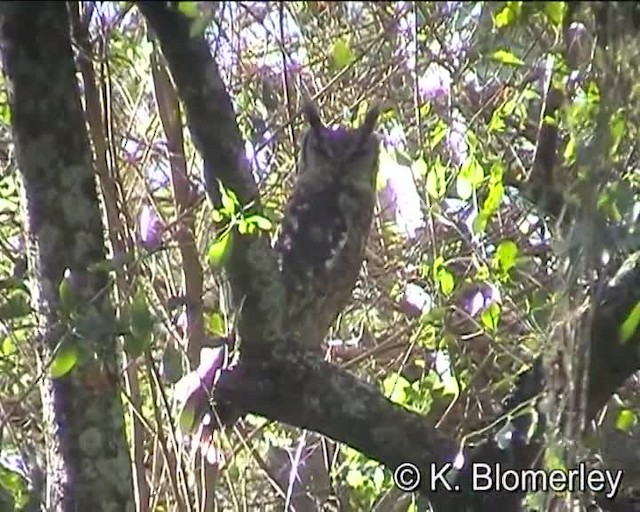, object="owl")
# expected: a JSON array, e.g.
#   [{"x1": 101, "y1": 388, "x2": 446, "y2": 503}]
[{"x1": 276, "y1": 102, "x2": 380, "y2": 350}]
